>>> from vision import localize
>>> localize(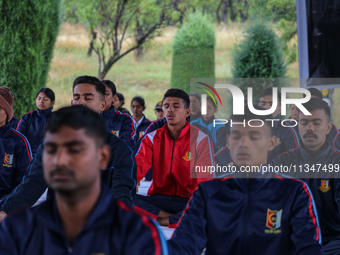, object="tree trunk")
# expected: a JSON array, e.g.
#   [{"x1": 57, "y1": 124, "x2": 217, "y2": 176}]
[
  {"x1": 222, "y1": 0, "x2": 229, "y2": 24},
  {"x1": 87, "y1": 31, "x2": 97, "y2": 57},
  {"x1": 134, "y1": 20, "x2": 144, "y2": 60},
  {"x1": 239, "y1": 0, "x2": 248, "y2": 22},
  {"x1": 229, "y1": 0, "x2": 236, "y2": 22},
  {"x1": 216, "y1": 0, "x2": 223, "y2": 24},
  {"x1": 134, "y1": 45, "x2": 144, "y2": 60}
]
